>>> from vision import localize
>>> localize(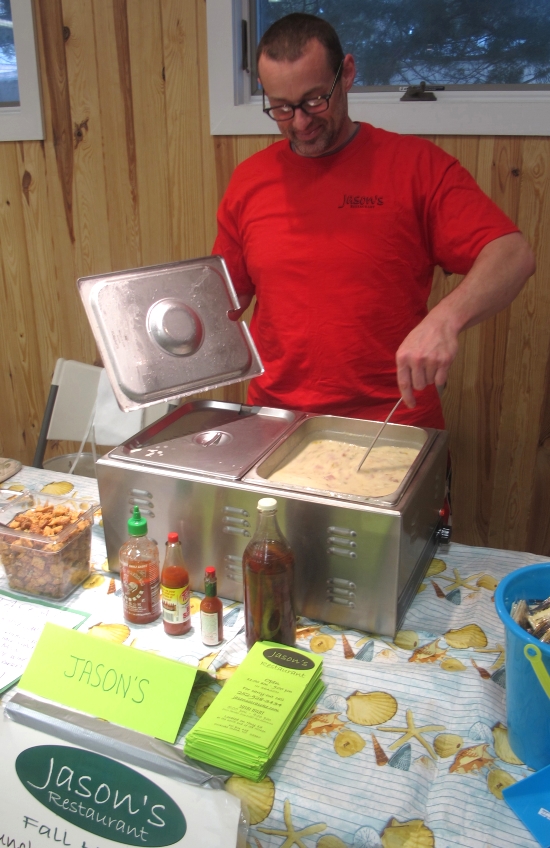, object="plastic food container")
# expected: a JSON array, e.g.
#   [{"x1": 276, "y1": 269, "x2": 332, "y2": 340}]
[{"x1": 0, "y1": 492, "x2": 98, "y2": 599}]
